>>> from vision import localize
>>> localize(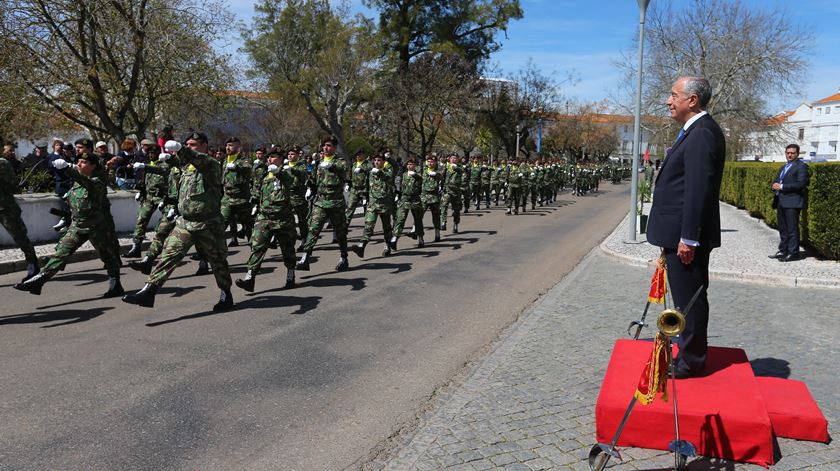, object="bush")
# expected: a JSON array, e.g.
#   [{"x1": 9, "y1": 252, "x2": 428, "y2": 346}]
[{"x1": 720, "y1": 161, "x2": 840, "y2": 259}]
